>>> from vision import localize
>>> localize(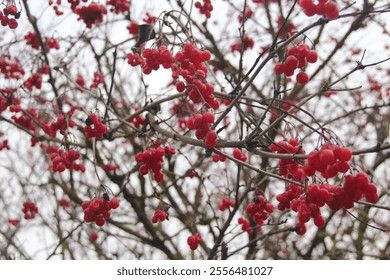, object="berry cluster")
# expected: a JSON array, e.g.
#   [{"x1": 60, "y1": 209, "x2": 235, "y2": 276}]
[
  {"x1": 187, "y1": 233, "x2": 202, "y2": 250},
  {"x1": 230, "y1": 35, "x2": 255, "y2": 53},
  {"x1": 48, "y1": 0, "x2": 65, "y2": 16},
  {"x1": 298, "y1": 0, "x2": 339, "y2": 20},
  {"x1": 219, "y1": 197, "x2": 236, "y2": 211},
  {"x1": 270, "y1": 138, "x2": 306, "y2": 181},
  {"x1": 24, "y1": 32, "x2": 60, "y2": 51},
  {"x1": 59, "y1": 198, "x2": 71, "y2": 208},
  {"x1": 11, "y1": 108, "x2": 39, "y2": 132},
  {"x1": 84, "y1": 113, "x2": 107, "y2": 139},
  {"x1": 0, "y1": 55, "x2": 25, "y2": 80},
  {"x1": 245, "y1": 195, "x2": 274, "y2": 230},
  {"x1": 238, "y1": 217, "x2": 253, "y2": 235},
  {"x1": 0, "y1": 139, "x2": 10, "y2": 151},
  {"x1": 89, "y1": 231, "x2": 98, "y2": 243},
  {"x1": 127, "y1": 21, "x2": 139, "y2": 35},
  {"x1": 23, "y1": 201, "x2": 38, "y2": 220},
  {"x1": 141, "y1": 46, "x2": 174, "y2": 74},
  {"x1": 276, "y1": 173, "x2": 378, "y2": 235},
  {"x1": 0, "y1": 4, "x2": 19, "y2": 29},
  {"x1": 303, "y1": 142, "x2": 352, "y2": 179},
  {"x1": 46, "y1": 145, "x2": 85, "y2": 173},
  {"x1": 135, "y1": 145, "x2": 175, "y2": 183},
  {"x1": 82, "y1": 195, "x2": 120, "y2": 227},
  {"x1": 8, "y1": 219, "x2": 20, "y2": 226},
  {"x1": 194, "y1": 0, "x2": 213, "y2": 18},
  {"x1": 23, "y1": 73, "x2": 43, "y2": 91},
  {"x1": 43, "y1": 114, "x2": 77, "y2": 138},
  {"x1": 90, "y1": 71, "x2": 105, "y2": 89},
  {"x1": 212, "y1": 150, "x2": 227, "y2": 163},
  {"x1": 233, "y1": 148, "x2": 248, "y2": 162},
  {"x1": 151, "y1": 210, "x2": 167, "y2": 223},
  {"x1": 187, "y1": 112, "x2": 218, "y2": 149},
  {"x1": 274, "y1": 44, "x2": 318, "y2": 85},
  {"x1": 75, "y1": 3, "x2": 107, "y2": 28},
  {"x1": 172, "y1": 43, "x2": 219, "y2": 109},
  {"x1": 126, "y1": 52, "x2": 145, "y2": 67},
  {"x1": 107, "y1": 0, "x2": 130, "y2": 14}
]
